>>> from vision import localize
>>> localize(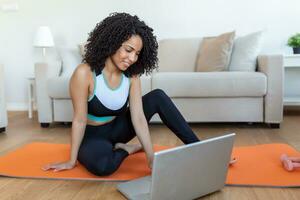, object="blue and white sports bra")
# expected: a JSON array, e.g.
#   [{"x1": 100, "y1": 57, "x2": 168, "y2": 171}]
[{"x1": 87, "y1": 70, "x2": 130, "y2": 123}]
